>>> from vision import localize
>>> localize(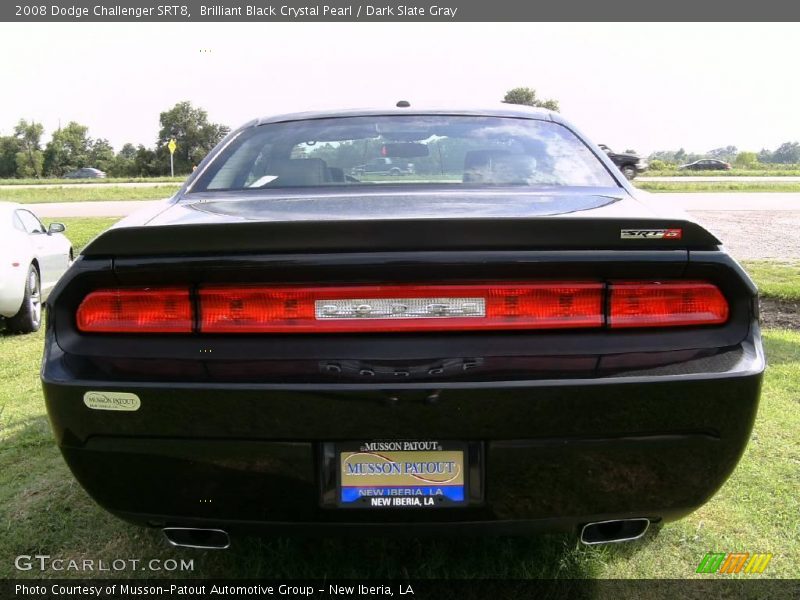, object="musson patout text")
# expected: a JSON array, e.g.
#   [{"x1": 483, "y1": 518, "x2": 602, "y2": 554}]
[{"x1": 15, "y1": 584, "x2": 414, "y2": 596}]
